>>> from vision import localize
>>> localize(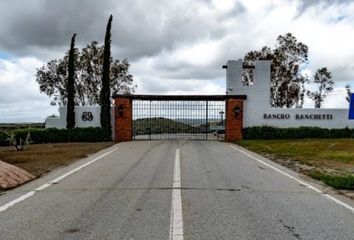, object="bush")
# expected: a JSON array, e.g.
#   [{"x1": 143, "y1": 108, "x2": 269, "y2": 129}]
[
  {"x1": 243, "y1": 126, "x2": 354, "y2": 140},
  {"x1": 0, "y1": 131, "x2": 9, "y2": 146},
  {"x1": 308, "y1": 171, "x2": 354, "y2": 190},
  {"x1": 0, "y1": 127, "x2": 111, "y2": 146}
]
